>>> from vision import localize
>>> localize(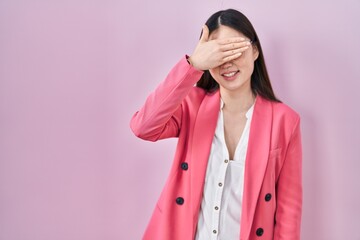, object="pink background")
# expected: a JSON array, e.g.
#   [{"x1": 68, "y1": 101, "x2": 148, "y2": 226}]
[{"x1": 1, "y1": 0, "x2": 359, "y2": 239}]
